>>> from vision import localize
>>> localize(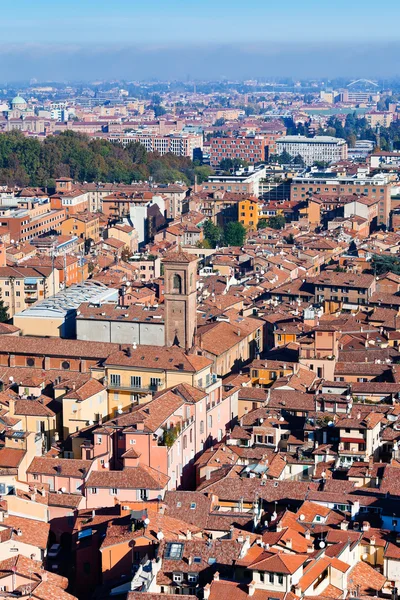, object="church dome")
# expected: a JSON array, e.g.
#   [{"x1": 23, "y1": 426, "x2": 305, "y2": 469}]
[{"x1": 12, "y1": 95, "x2": 26, "y2": 106}]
